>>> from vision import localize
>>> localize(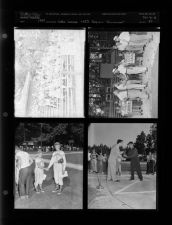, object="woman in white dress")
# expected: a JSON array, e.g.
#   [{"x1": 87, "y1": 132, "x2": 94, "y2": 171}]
[
  {"x1": 34, "y1": 151, "x2": 46, "y2": 193},
  {"x1": 46, "y1": 142, "x2": 67, "y2": 195}
]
